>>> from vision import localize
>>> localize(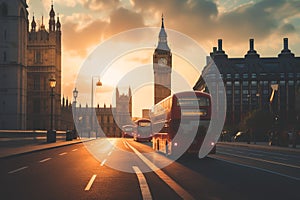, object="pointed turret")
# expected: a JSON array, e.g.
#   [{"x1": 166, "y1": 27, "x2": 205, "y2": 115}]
[
  {"x1": 49, "y1": 3, "x2": 56, "y2": 32},
  {"x1": 40, "y1": 16, "x2": 45, "y2": 30},
  {"x1": 56, "y1": 15, "x2": 61, "y2": 31},
  {"x1": 31, "y1": 15, "x2": 36, "y2": 32}
]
